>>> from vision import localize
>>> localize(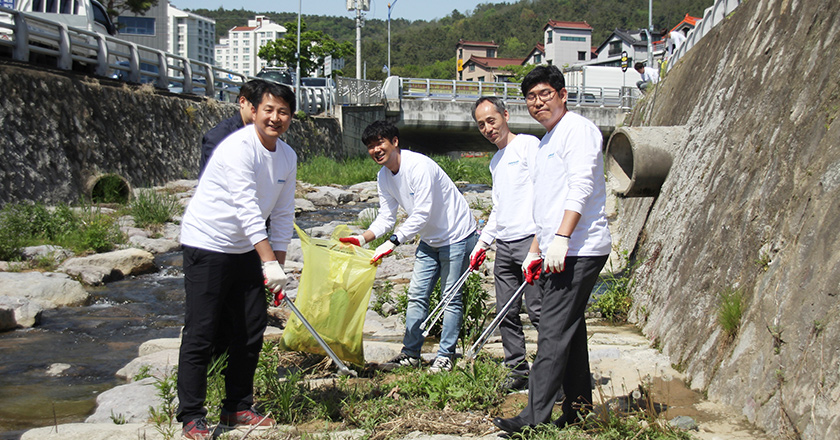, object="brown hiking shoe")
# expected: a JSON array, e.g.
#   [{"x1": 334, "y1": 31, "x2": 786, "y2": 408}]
[{"x1": 219, "y1": 408, "x2": 275, "y2": 429}]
